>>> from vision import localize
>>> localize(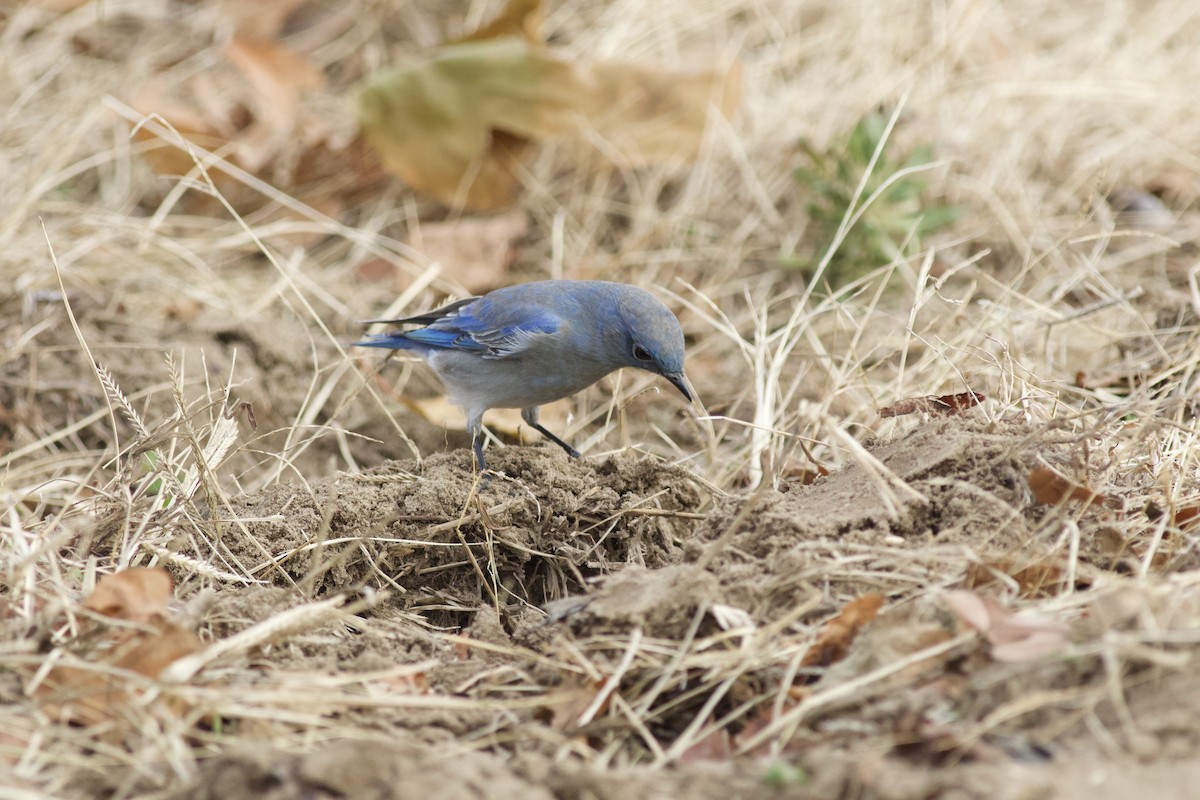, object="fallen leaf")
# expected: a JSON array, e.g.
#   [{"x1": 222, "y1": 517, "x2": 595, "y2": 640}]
[
  {"x1": 83, "y1": 567, "x2": 174, "y2": 623},
  {"x1": 544, "y1": 677, "x2": 606, "y2": 734},
  {"x1": 224, "y1": 35, "x2": 326, "y2": 171},
  {"x1": 1173, "y1": 504, "x2": 1200, "y2": 529},
  {"x1": 451, "y1": 0, "x2": 542, "y2": 44},
  {"x1": 409, "y1": 212, "x2": 528, "y2": 292},
  {"x1": 355, "y1": 38, "x2": 581, "y2": 210},
  {"x1": 877, "y1": 391, "x2": 986, "y2": 418},
  {"x1": 1028, "y1": 467, "x2": 1104, "y2": 508},
  {"x1": 355, "y1": 0, "x2": 739, "y2": 210},
  {"x1": 678, "y1": 717, "x2": 734, "y2": 763},
  {"x1": 963, "y1": 557, "x2": 1080, "y2": 598},
  {"x1": 38, "y1": 568, "x2": 202, "y2": 728},
  {"x1": 943, "y1": 590, "x2": 1068, "y2": 663},
  {"x1": 127, "y1": 5, "x2": 366, "y2": 217},
  {"x1": 37, "y1": 619, "x2": 202, "y2": 727},
  {"x1": 800, "y1": 594, "x2": 884, "y2": 669}
]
